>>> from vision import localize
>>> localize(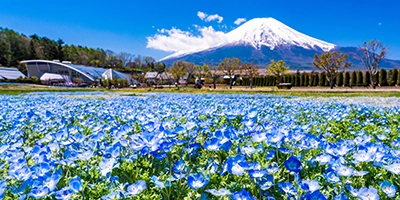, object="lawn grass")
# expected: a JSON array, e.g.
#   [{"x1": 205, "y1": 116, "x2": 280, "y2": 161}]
[
  {"x1": 0, "y1": 84, "x2": 107, "y2": 95},
  {"x1": 119, "y1": 87, "x2": 400, "y2": 97},
  {"x1": 1, "y1": 84, "x2": 400, "y2": 97}
]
